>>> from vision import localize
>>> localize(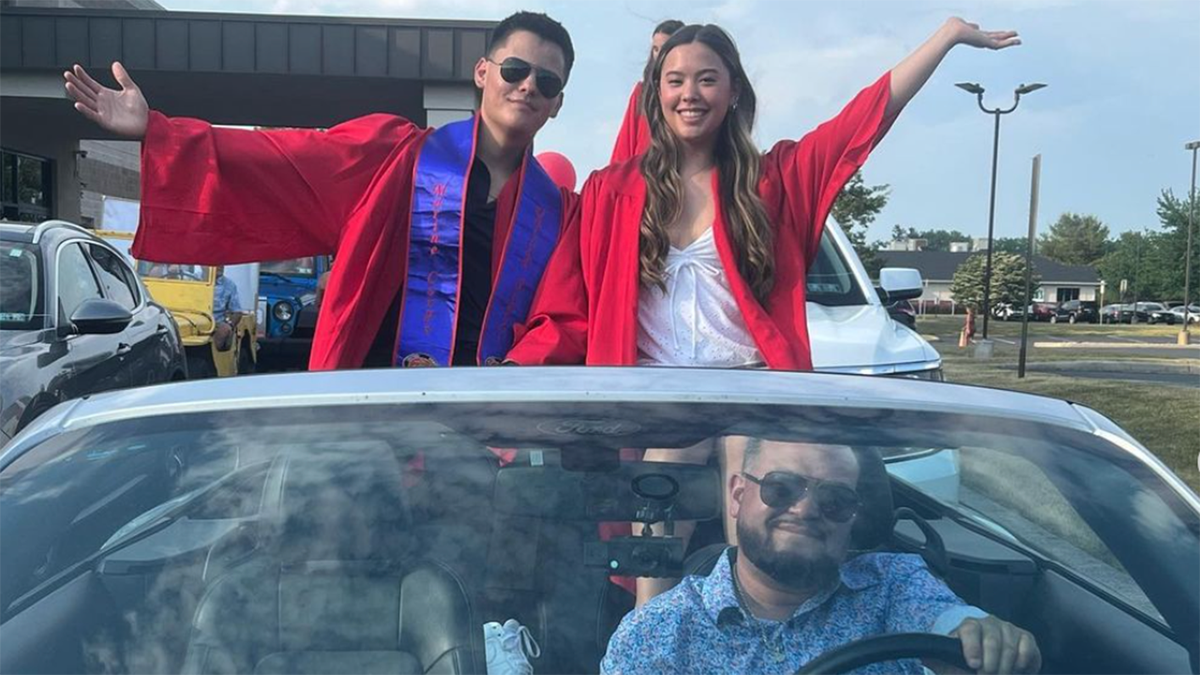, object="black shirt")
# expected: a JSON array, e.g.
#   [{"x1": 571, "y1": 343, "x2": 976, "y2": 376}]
[{"x1": 364, "y1": 158, "x2": 495, "y2": 367}]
